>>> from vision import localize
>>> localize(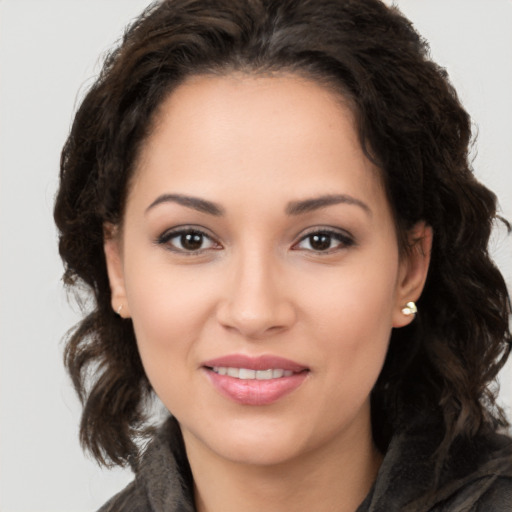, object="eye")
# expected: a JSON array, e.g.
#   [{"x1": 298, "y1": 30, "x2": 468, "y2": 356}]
[
  {"x1": 157, "y1": 227, "x2": 220, "y2": 254},
  {"x1": 294, "y1": 229, "x2": 354, "y2": 253}
]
